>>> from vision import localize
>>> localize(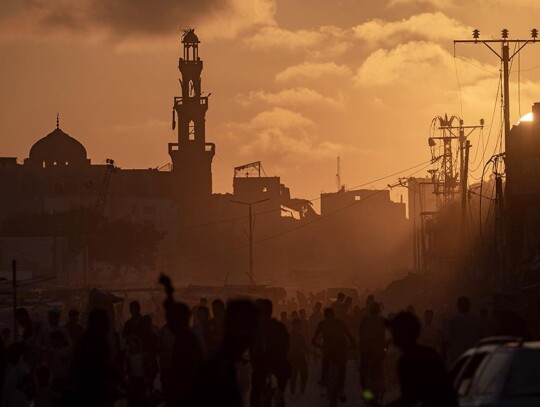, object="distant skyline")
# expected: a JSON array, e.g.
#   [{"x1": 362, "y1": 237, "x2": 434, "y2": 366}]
[{"x1": 1, "y1": 0, "x2": 540, "y2": 202}]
